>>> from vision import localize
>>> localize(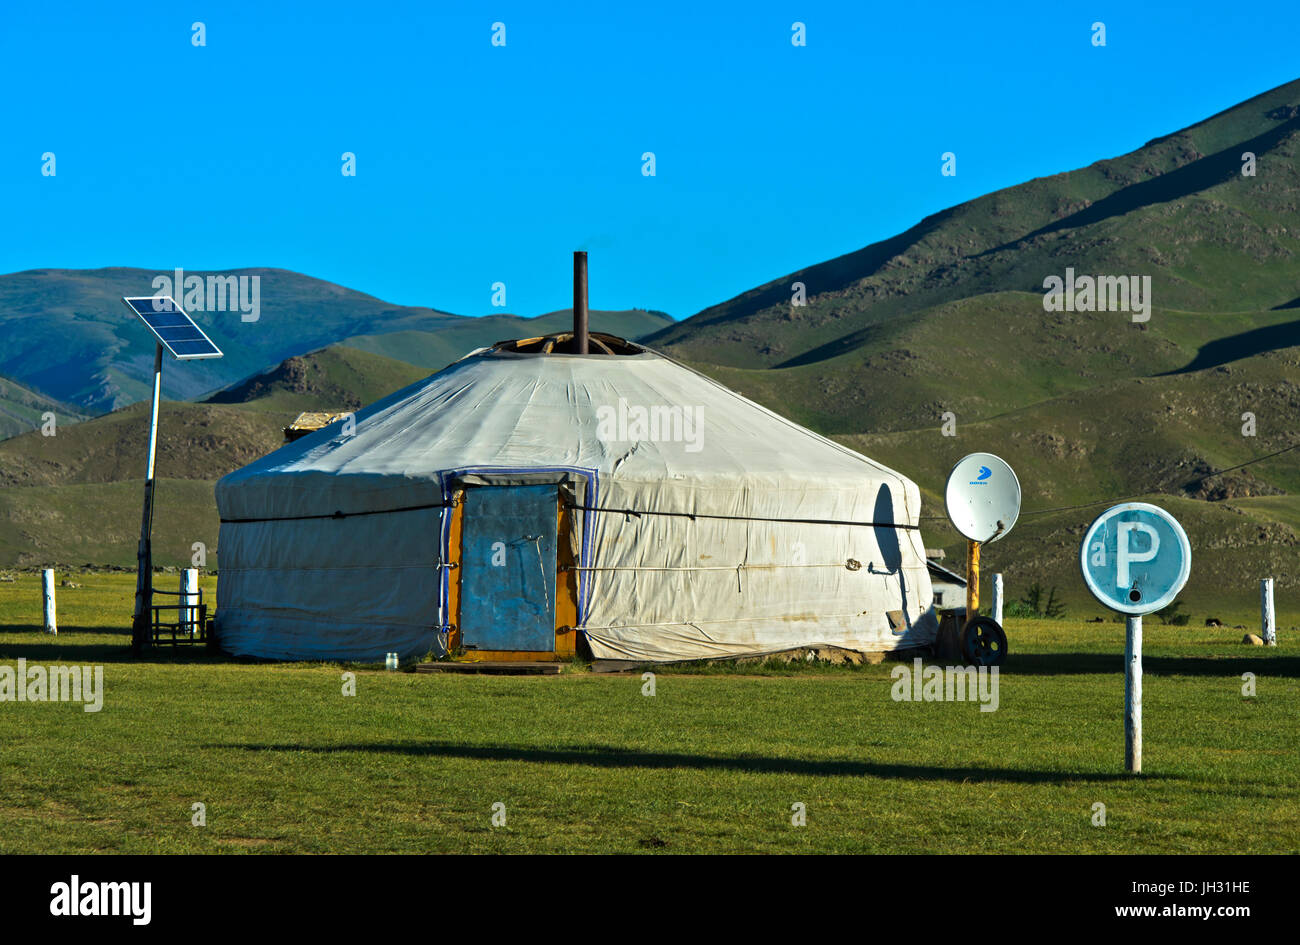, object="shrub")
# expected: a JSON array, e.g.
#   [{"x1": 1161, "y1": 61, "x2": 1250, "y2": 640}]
[
  {"x1": 1004, "y1": 599, "x2": 1039, "y2": 619},
  {"x1": 1154, "y1": 599, "x2": 1188, "y2": 625},
  {"x1": 1015, "y1": 582, "x2": 1067, "y2": 619}
]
